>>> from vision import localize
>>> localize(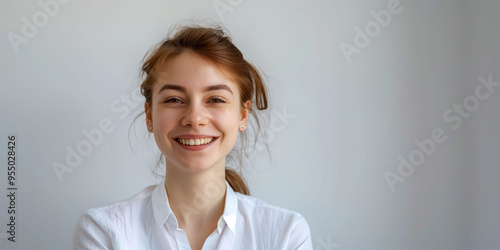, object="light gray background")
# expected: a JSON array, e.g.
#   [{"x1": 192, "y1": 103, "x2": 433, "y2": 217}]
[{"x1": 1, "y1": 0, "x2": 499, "y2": 249}]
